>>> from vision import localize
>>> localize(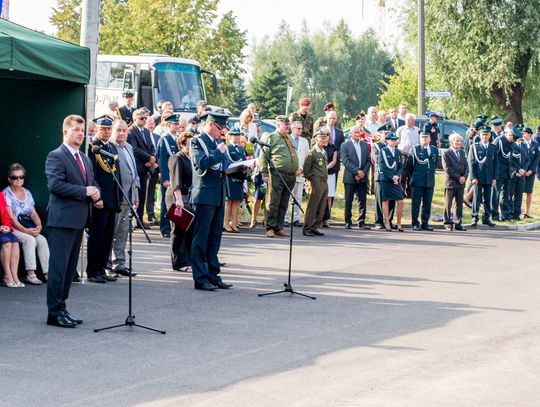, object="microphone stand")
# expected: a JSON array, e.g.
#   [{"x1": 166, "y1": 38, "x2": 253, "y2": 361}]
[
  {"x1": 256, "y1": 142, "x2": 316, "y2": 300},
  {"x1": 94, "y1": 153, "x2": 166, "y2": 334}
]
